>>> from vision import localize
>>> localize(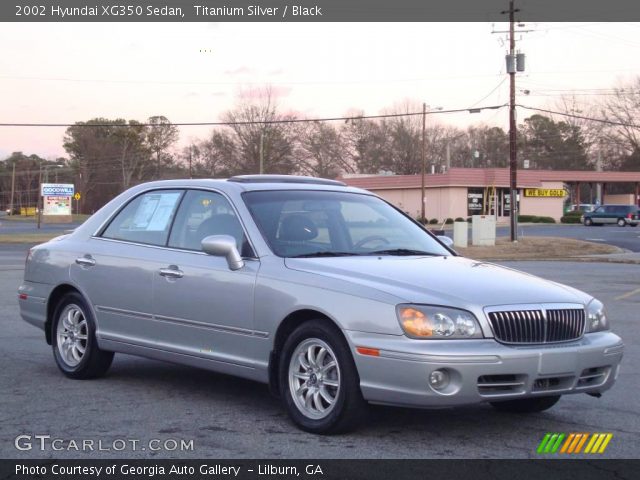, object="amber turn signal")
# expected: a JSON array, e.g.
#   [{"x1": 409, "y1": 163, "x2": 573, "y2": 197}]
[{"x1": 399, "y1": 307, "x2": 433, "y2": 337}]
